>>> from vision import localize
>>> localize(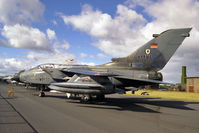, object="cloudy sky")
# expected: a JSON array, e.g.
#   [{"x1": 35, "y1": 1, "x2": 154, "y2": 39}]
[{"x1": 0, "y1": 0, "x2": 199, "y2": 83}]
